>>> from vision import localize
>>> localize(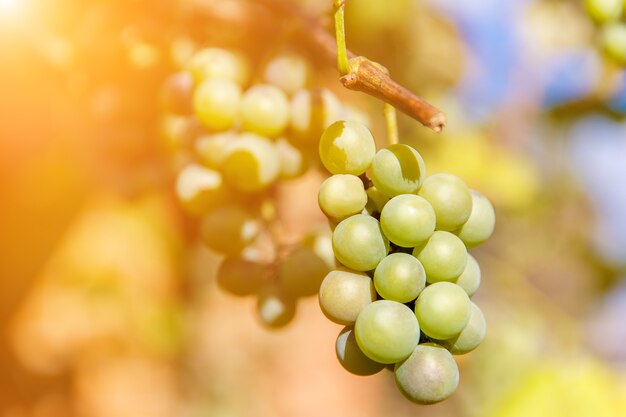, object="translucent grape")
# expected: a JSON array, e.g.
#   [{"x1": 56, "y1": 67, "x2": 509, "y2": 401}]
[
  {"x1": 263, "y1": 52, "x2": 310, "y2": 95},
  {"x1": 217, "y1": 256, "x2": 267, "y2": 296},
  {"x1": 370, "y1": 144, "x2": 426, "y2": 197},
  {"x1": 199, "y1": 204, "x2": 260, "y2": 254},
  {"x1": 453, "y1": 254, "x2": 481, "y2": 297},
  {"x1": 380, "y1": 194, "x2": 436, "y2": 247},
  {"x1": 583, "y1": 0, "x2": 623, "y2": 24},
  {"x1": 394, "y1": 343, "x2": 459, "y2": 404},
  {"x1": 319, "y1": 268, "x2": 376, "y2": 324},
  {"x1": 336, "y1": 326, "x2": 385, "y2": 376},
  {"x1": 221, "y1": 133, "x2": 280, "y2": 192},
  {"x1": 318, "y1": 174, "x2": 368, "y2": 220},
  {"x1": 240, "y1": 84, "x2": 290, "y2": 137},
  {"x1": 291, "y1": 88, "x2": 343, "y2": 144},
  {"x1": 374, "y1": 253, "x2": 426, "y2": 303},
  {"x1": 275, "y1": 138, "x2": 307, "y2": 179},
  {"x1": 319, "y1": 120, "x2": 376, "y2": 176},
  {"x1": 418, "y1": 173, "x2": 472, "y2": 231},
  {"x1": 415, "y1": 282, "x2": 471, "y2": 340},
  {"x1": 193, "y1": 79, "x2": 242, "y2": 131},
  {"x1": 600, "y1": 23, "x2": 626, "y2": 65},
  {"x1": 332, "y1": 214, "x2": 389, "y2": 271},
  {"x1": 354, "y1": 300, "x2": 420, "y2": 364},
  {"x1": 279, "y1": 246, "x2": 331, "y2": 297},
  {"x1": 441, "y1": 302, "x2": 486, "y2": 355},
  {"x1": 257, "y1": 285, "x2": 296, "y2": 329},
  {"x1": 186, "y1": 48, "x2": 249, "y2": 86},
  {"x1": 175, "y1": 164, "x2": 232, "y2": 214},
  {"x1": 413, "y1": 231, "x2": 467, "y2": 283},
  {"x1": 456, "y1": 190, "x2": 495, "y2": 248},
  {"x1": 195, "y1": 132, "x2": 236, "y2": 169}
]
